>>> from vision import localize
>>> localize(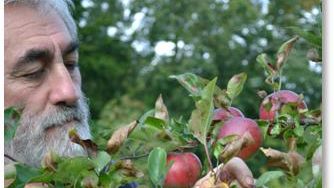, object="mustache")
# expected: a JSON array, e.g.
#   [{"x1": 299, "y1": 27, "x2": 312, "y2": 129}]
[{"x1": 21, "y1": 96, "x2": 90, "y2": 133}]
